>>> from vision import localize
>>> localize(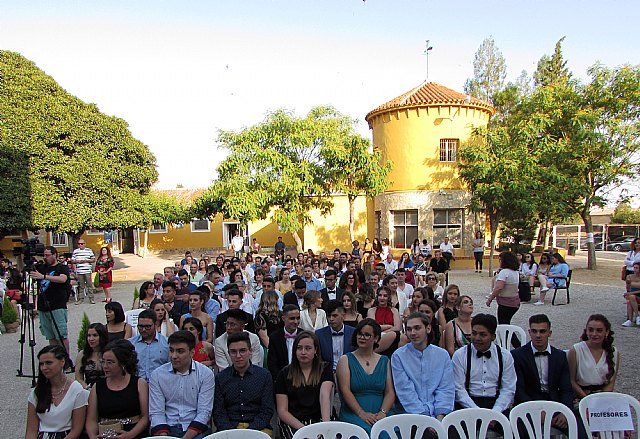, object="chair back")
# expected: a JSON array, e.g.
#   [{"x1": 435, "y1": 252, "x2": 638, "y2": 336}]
[
  {"x1": 578, "y1": 392, "x2": 640, "y2": 439},
  {"x1": 496, "y1": 324, "x2": 527, "y2": 349},
  {"x1": 370, "y1": 413, "x2": 446, "y2": 439},
  {"x1": 203, "y1": 430, "x2": 272, "y2": 439},
  {"x1": 565, "y1": 270, "x2": 573, "y2": 288},
  {"x1": 509, "y1": 400, "x2": 577, "y2": 439},
  {"x1": 442, "y1": 407, "x2": 513, "y2": 439},
  {"x1": 292, "y1": 421, "x2": 369, "y2": 439},
  {"x1": 125, "y1": 308, "x2": 144, "y2": 337}
]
